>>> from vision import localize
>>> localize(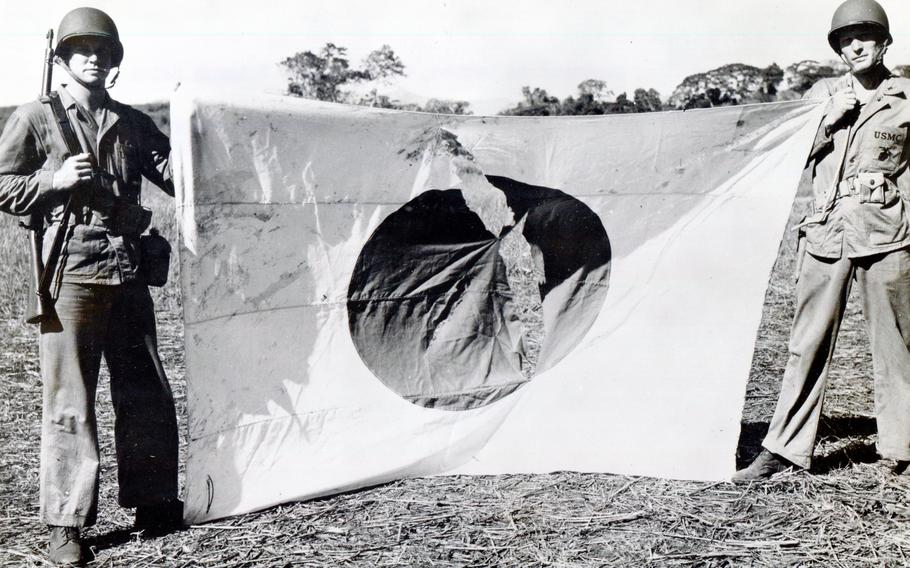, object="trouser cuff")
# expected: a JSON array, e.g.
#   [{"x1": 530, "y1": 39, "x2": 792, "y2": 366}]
[
  {"x1": 42, "y1": 511, "x2": 93, "y2": 529},
  {"x1": 761, "y1": 441, "x2": 811, "y2": 470}
]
